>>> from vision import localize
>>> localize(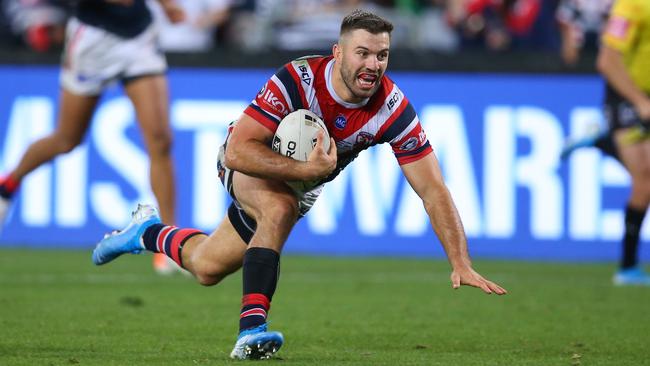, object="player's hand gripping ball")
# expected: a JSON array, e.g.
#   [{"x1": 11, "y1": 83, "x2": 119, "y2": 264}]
[{"x1": 272, "y1": 109, "x2": 331, "y2": 192}]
